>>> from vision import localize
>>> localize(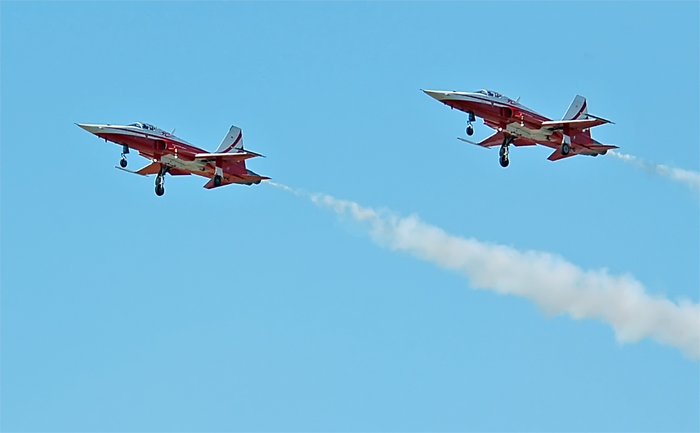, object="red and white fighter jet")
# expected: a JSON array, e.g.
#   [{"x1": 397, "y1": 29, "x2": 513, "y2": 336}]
[
  {"x1": 77, "y1": 122, "x2": 269, "y2": 196},
  {"x1": 423, "y1": 89, "x2": 617, "y2": 167}
]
